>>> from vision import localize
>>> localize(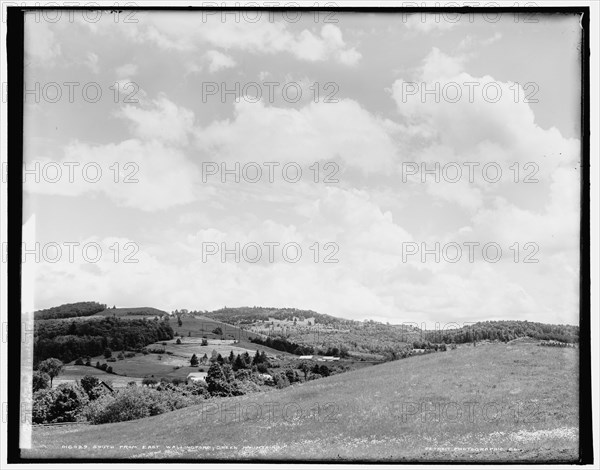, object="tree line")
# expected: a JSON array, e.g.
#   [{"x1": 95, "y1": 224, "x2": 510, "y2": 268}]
[
  {"x1": 34, "y1": 301, "x2": 107, "y2": 320},
  {"x1": 34, "y1": 316, "x2": 174, "y2": 365},
  {"x1": 421, "y1": 320, "x2": 579, "y2": 344},
  {"x1": 249, "y1": 336, "x2": 314, "y2": 355}
]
